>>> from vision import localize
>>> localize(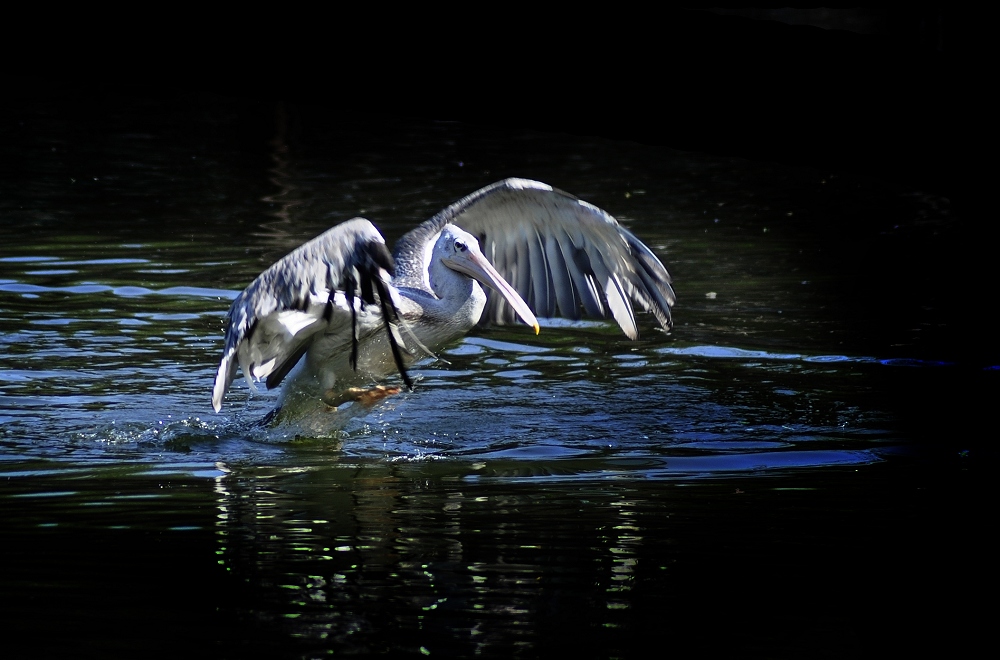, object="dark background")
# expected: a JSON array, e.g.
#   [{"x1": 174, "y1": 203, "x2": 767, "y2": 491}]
[{"x1": 11, "y1": 9, "x2": 980, "y2": 202}]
